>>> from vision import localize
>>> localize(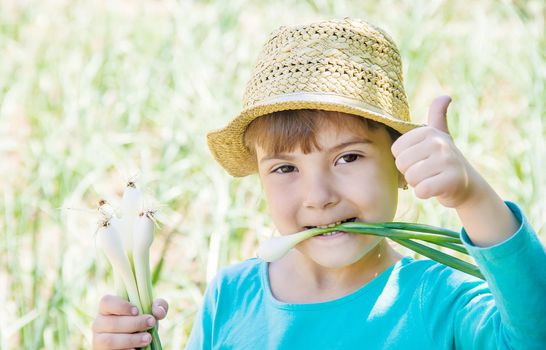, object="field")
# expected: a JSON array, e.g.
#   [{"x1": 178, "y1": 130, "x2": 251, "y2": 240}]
[{"x1": 0, "y1": 0, "x2": 544, "y2": 348}]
